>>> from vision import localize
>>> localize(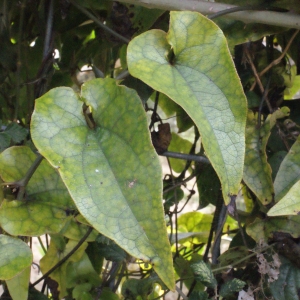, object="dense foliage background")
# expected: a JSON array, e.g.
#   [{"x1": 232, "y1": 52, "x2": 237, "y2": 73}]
[{"x1": 1, "y1": 0, "x2": 300, "y2": 299}]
